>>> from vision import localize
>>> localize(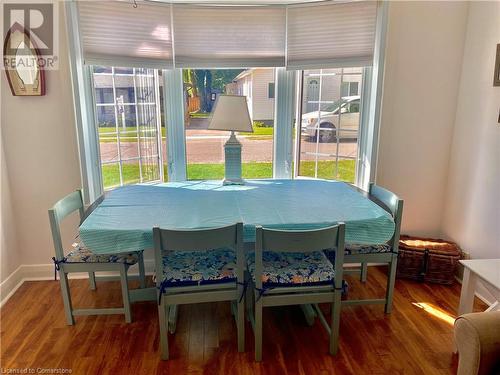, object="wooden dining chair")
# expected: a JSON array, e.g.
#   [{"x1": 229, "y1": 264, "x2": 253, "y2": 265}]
[
  {"x1": 248, "y1": 224, "x2": 345, "y2": 361},
  {"x1": 326, "y1": 183, "x2": 403, "y2": 313},
  {"x1": 48, "y1": 189, "x2": 146, "y2": 325},
  {"x1": 153, "y1": 223, "x2": 245, "y2": 360}
]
